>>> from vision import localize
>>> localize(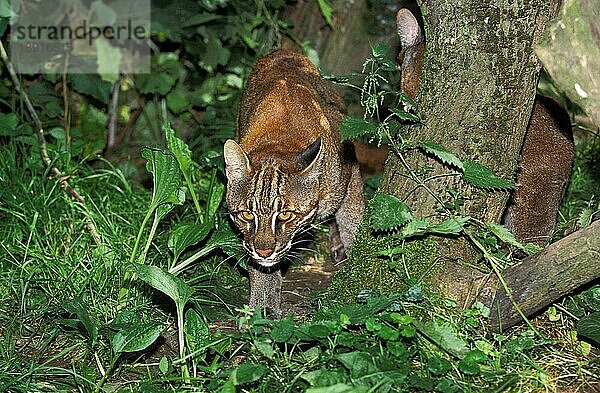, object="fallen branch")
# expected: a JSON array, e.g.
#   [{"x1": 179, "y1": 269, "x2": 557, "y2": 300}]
[
  {"x1": 479, "y1": 220, "x2": 600, "y2": 330},
  {"x1": 0, "y1": 40, "x2": 101, "y2": 244}
]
